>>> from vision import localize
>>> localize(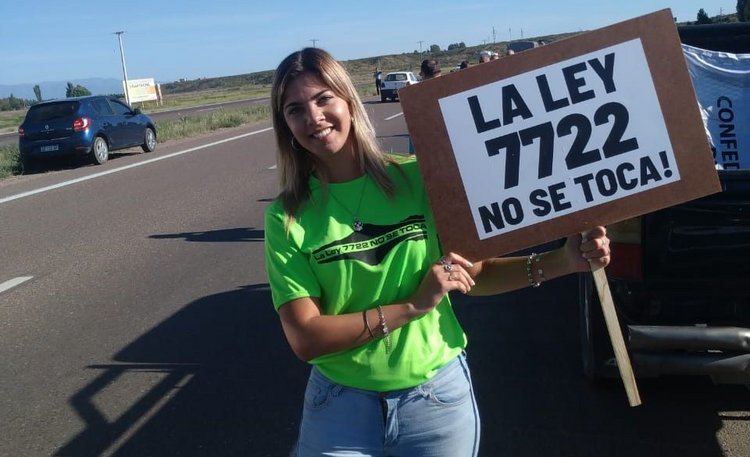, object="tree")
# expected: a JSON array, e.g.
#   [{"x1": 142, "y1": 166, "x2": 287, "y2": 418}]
[
  {"x1": 696, "y1": 8, "x2": 712, "y2": 24},
  {"x1": 65, "y1": 82, "x2": 91, "y2": 97},
  {"x1": 429, "y1": 44, "x2": 441, "y2": 53},
  {"x1": 739, "y1": 0, "x2": 749, "y2": 21},
  {"x1": 33, "y1": 84, "x2": 42, "y2": 102}
]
